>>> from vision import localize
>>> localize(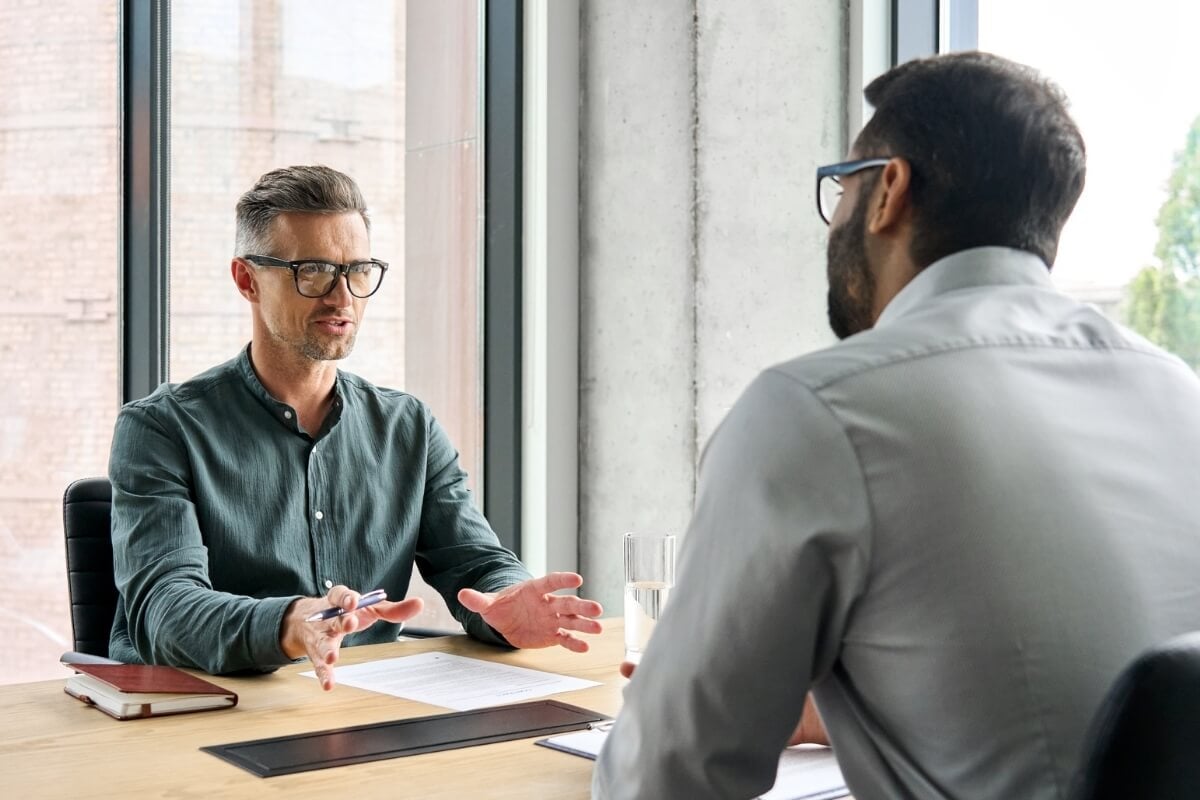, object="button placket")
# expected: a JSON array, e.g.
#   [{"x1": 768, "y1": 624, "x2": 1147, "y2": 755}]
[{"x1": 307, "y1": 437, "x2": 335, "y2": 599}]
